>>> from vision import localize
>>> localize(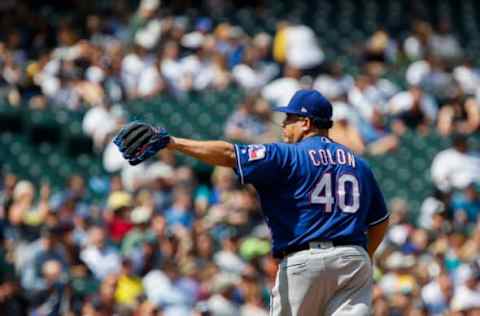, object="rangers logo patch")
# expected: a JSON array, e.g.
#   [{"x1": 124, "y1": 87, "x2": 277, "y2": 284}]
[{"x1": 248, "y1": 145, "x2": 266, "y2": 161}]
